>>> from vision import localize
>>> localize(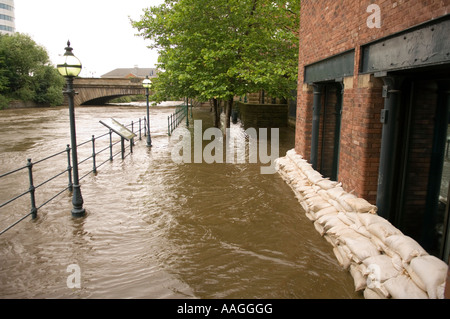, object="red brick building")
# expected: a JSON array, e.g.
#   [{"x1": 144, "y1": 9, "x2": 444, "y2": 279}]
[{"x1": 295, "y1": 0, "x2": 450, "y2": 258}]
